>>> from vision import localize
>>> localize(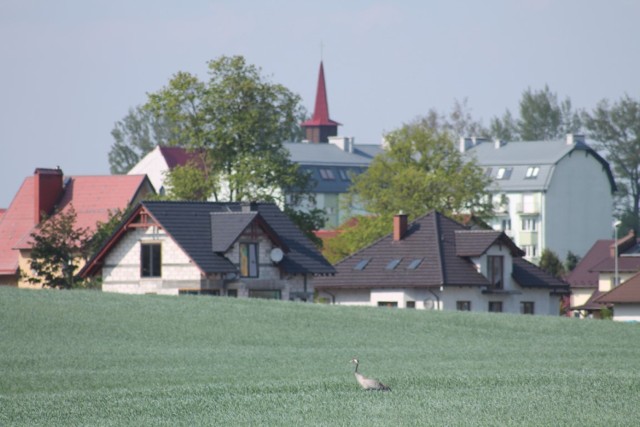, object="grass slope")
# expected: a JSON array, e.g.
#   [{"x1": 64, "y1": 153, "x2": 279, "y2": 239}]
[{"x1": 1, "y1": 287, "x2": 640, "y2": 426}]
